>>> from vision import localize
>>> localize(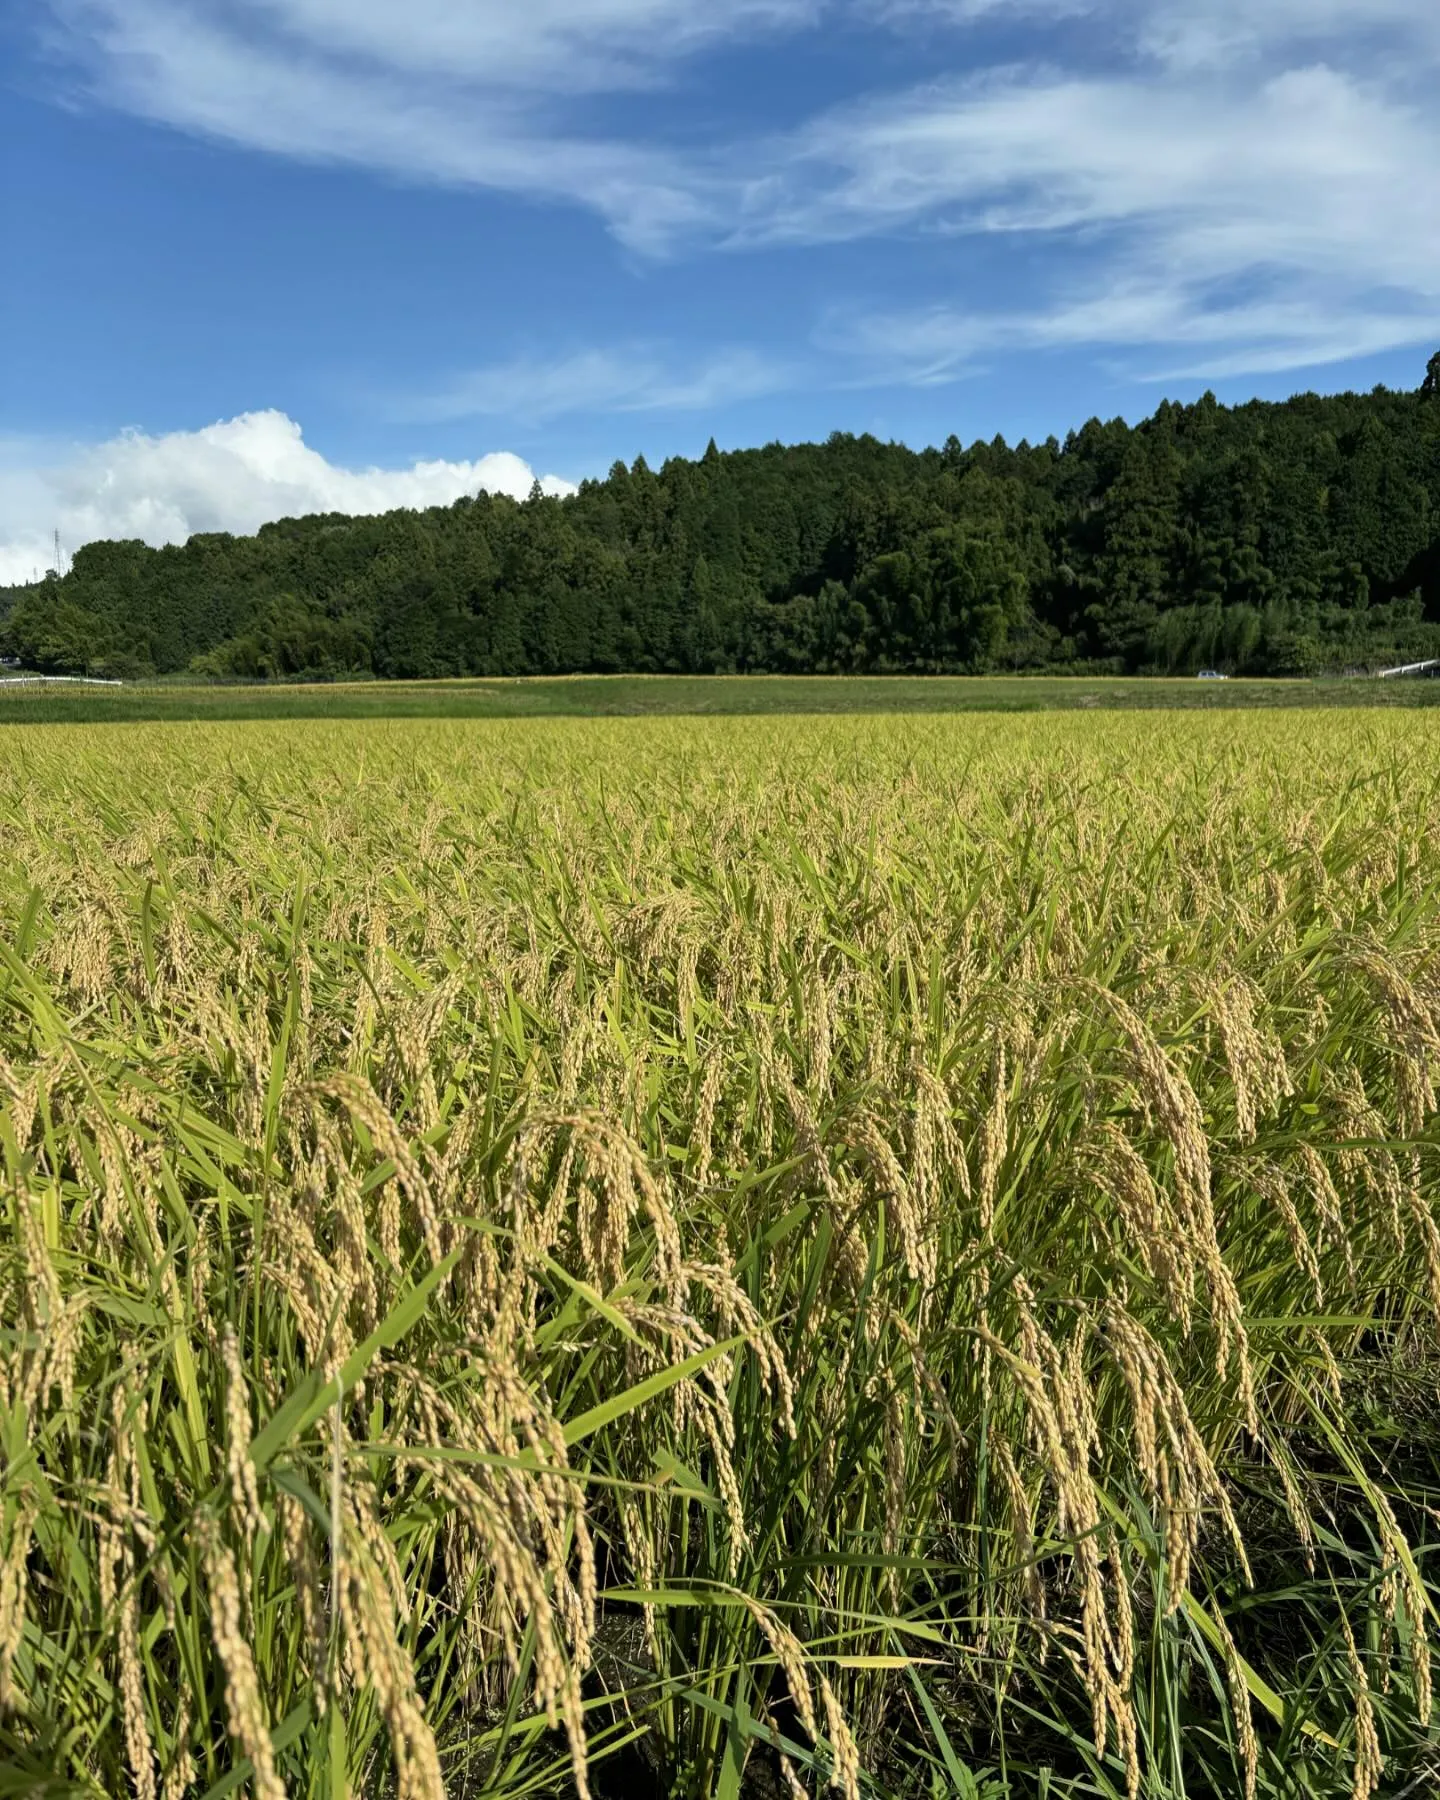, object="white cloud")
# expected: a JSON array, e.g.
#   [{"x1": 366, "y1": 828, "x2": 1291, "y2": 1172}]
[
  {"x1": 757, "y1": 63, "x2": 1439, "y2": 256},
  {"x1": 410, "y1": 346, "x2": 792, "y2": 424},
  {"x1": 233, "y1": 0, "x2": 819, "y2": 89},
  {"x1": 39, "y1": 0, "x2": 792, "y2": 251},
  {"x1": 1134, "y1": 0, "x2": 1440, "y2": 71},
  {"x1": 826, "y1": 287, "x2": 1440, "y2": 389},
  {"x1": 29, "y1": 0, "x2": 1440, "y2": 378},
  {"x1": 877, "y1": 0, "x2": 1440, "y2": 63},
  {"x1": 779, "y1": 54, "x2": 1440, "y2": 378},
  {"x1": 0, "y1": 411, "x2": 575, "y2": 587}
]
